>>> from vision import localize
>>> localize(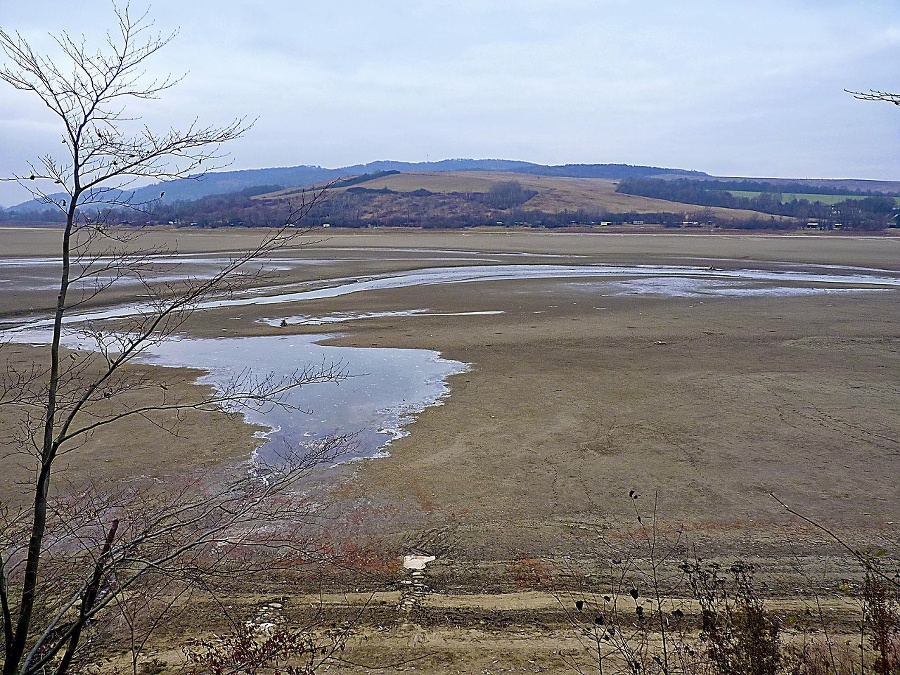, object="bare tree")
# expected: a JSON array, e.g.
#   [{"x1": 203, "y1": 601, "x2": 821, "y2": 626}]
[
  {"x1": 0, "y1": 6, "x2": 343, "y2": 674},
  {"x1": 846, "y1": 89, "x2": 900, "y2": 106}
]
